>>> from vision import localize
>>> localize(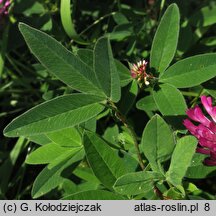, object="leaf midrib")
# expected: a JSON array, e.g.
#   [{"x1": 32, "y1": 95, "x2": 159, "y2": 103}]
[
  {"x1": 161, "y1": 64, "x2": 216, "y2": 81},
  {"x1": 116, "y1": 174, "x2": 153, "y2": 186},
  {"x1": 157, "y1": 7, "x2": 176, "y2": 72},
  {"x1": 22, "y1": 24, "x2": 101, "y2": 93},
  {"x1": 6, "y1": 101, "x2": 103, "y2": 134},
  {"x1": 87, "y1": 136, "x2": 120, "y2": 184},
  {"x1": 32, "y1": 149, "x2": 82, "y2": 198}
]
